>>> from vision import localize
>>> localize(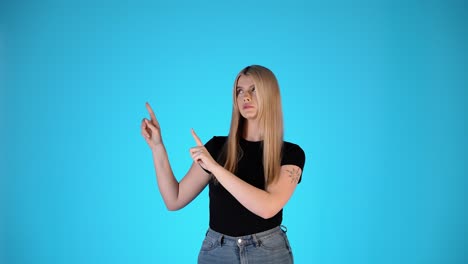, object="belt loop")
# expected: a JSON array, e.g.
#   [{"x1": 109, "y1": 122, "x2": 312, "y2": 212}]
[
  {"x1": 218, "y1": 235, "x2": 224, "y2": 247},
  {"x1": 252, "y1": 234, "x2": 260, "y2": 247},
  {"x1": 280, "y1": 225, "x2": 288, "y2": 233}
]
